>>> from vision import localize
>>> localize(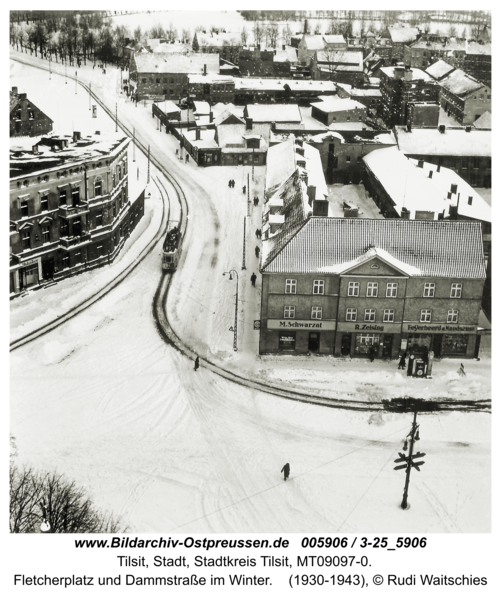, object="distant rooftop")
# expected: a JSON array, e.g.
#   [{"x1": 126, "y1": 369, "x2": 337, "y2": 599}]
[{"x1": 395, "y1": 126, "x2": 491, "y2": 157}]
